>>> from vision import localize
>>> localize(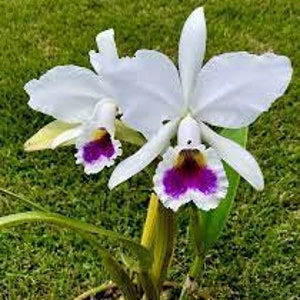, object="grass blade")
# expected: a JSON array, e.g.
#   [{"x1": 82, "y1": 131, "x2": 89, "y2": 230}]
[{"x1": 0, "y1": 188, "x2": 48, "y2": 212}]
